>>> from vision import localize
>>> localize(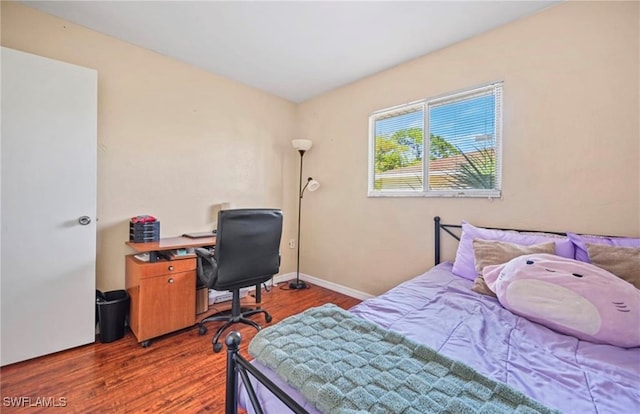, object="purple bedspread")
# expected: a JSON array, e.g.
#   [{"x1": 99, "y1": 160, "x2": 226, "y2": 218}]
[{"x1": 239, "y1": 262, "x2": 640, "y2": 413}]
